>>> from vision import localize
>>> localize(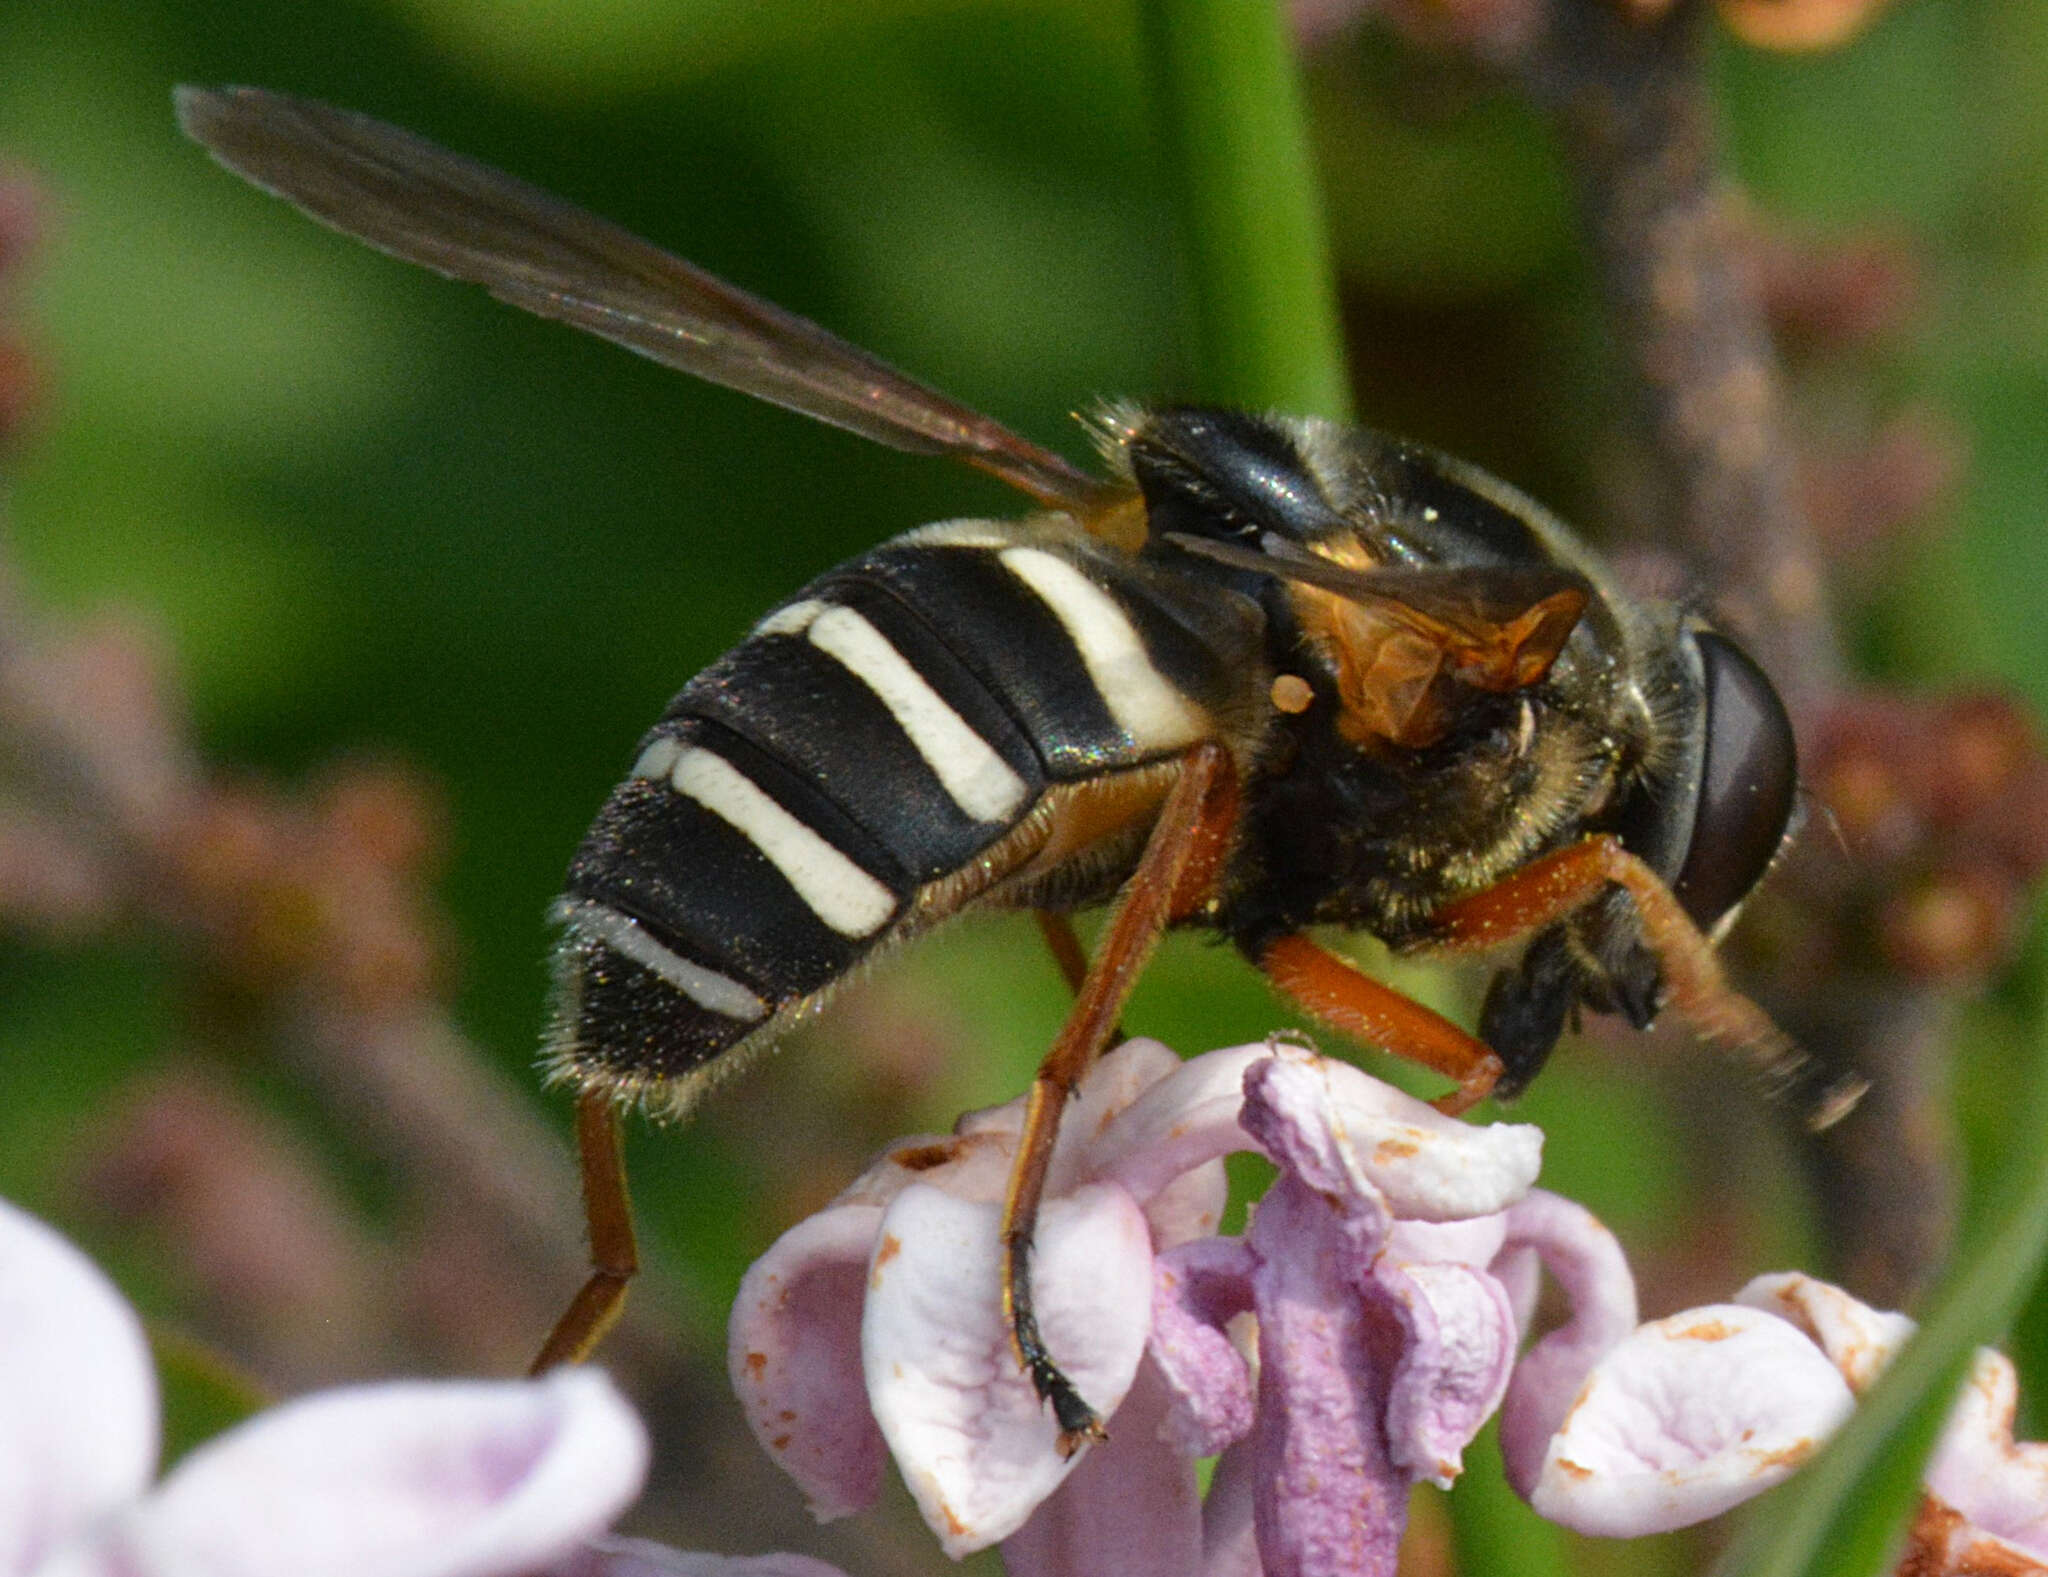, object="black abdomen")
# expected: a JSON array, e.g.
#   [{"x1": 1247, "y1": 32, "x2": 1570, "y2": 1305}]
[{"x1": 545, "y1": 516, "x2": 1260, "y2": 1111}]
